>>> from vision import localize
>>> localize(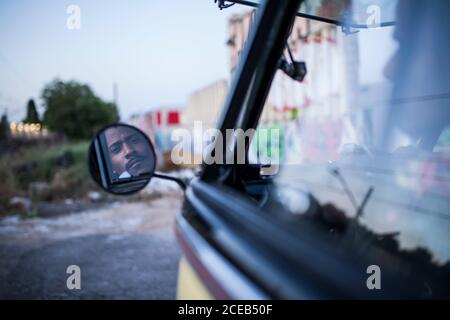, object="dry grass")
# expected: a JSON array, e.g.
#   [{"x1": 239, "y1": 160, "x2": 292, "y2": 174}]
[{"x1": 0, "y1": 140, "x2": 98, "y2": 216}]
